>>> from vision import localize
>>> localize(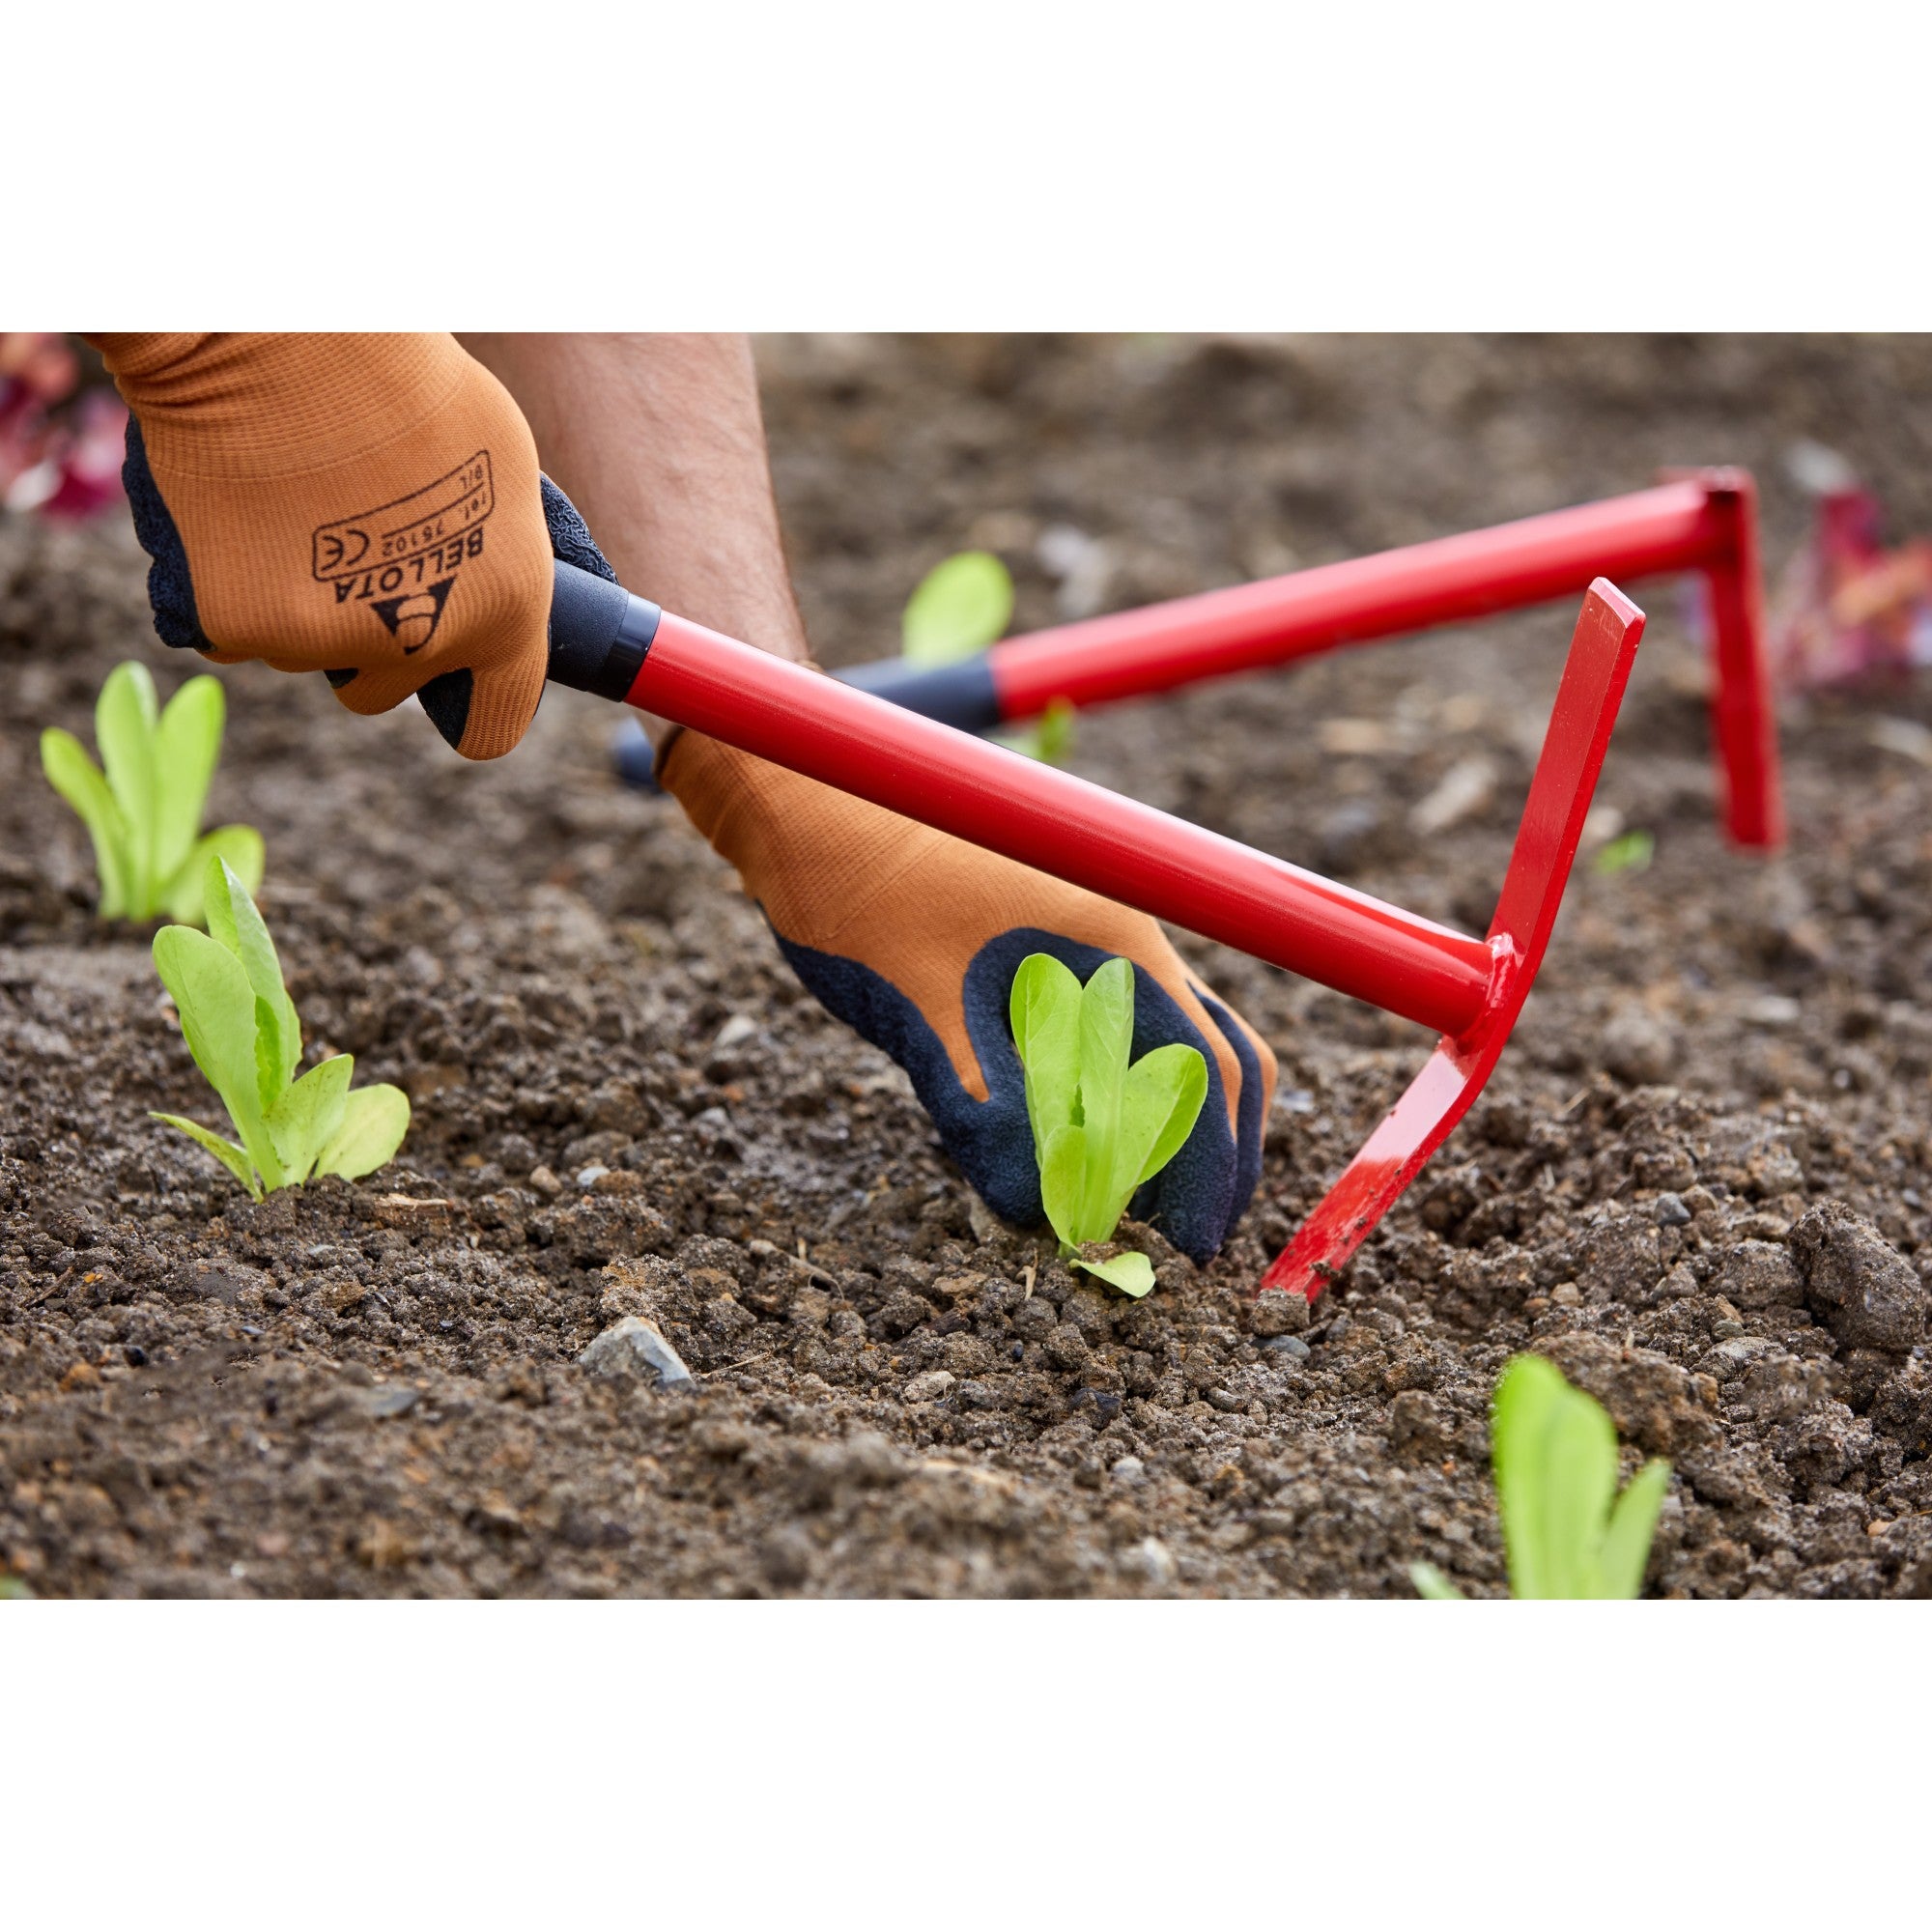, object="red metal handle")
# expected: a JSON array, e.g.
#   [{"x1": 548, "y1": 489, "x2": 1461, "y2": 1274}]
[{"x1": 628, "y1": 611, "x2": 1497, "y2": 1038}]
